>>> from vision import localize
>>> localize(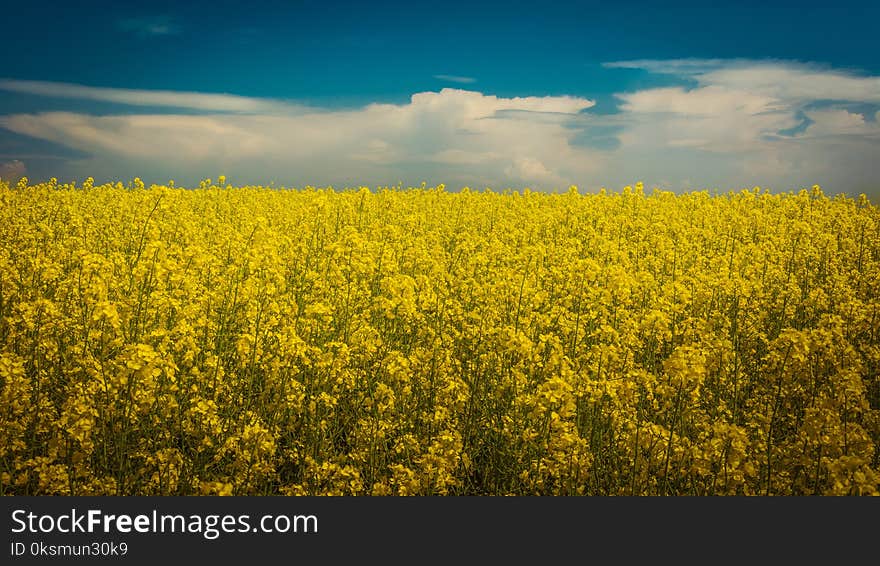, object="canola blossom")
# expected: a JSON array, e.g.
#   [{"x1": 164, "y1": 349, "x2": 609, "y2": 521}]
[{"x1": 1, "y1": 177, "x2": 878, "y2": 495}]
